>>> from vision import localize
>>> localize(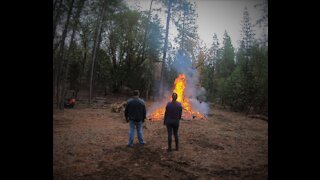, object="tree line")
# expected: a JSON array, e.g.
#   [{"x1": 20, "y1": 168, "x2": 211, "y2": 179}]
[{"x1": 53, "y1": 0, "x2": 268, "y2": 116}]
